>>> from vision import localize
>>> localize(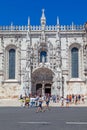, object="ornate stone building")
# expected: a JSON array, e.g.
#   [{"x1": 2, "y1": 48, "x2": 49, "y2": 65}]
[{"x1": 0, "y1": 9, "x2": 87, "y2": 98}]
